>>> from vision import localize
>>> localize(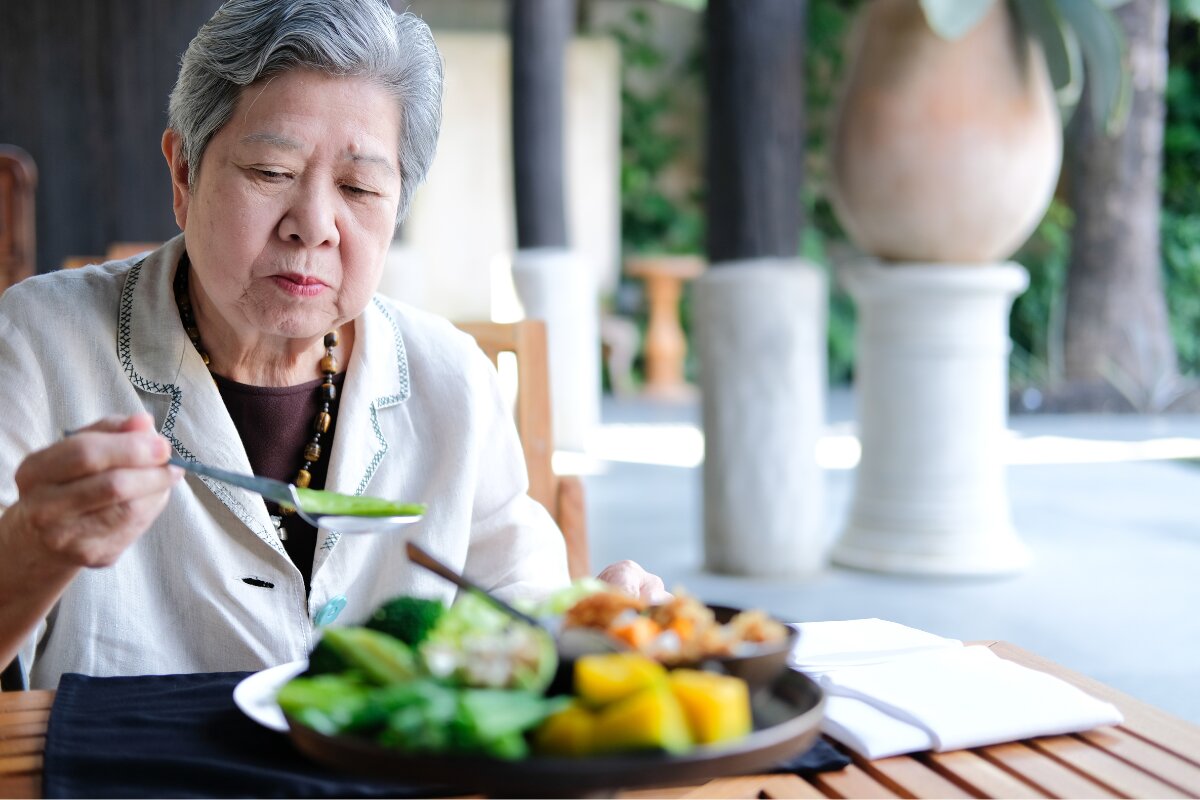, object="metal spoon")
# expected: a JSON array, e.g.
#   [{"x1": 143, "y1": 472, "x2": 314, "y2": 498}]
[
  {"x1": 168, "y1": 456, "x2": 423, "y2": 534},
  {"x1": 405, "y1": 541, "x2": 625, "y2": 658}
]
